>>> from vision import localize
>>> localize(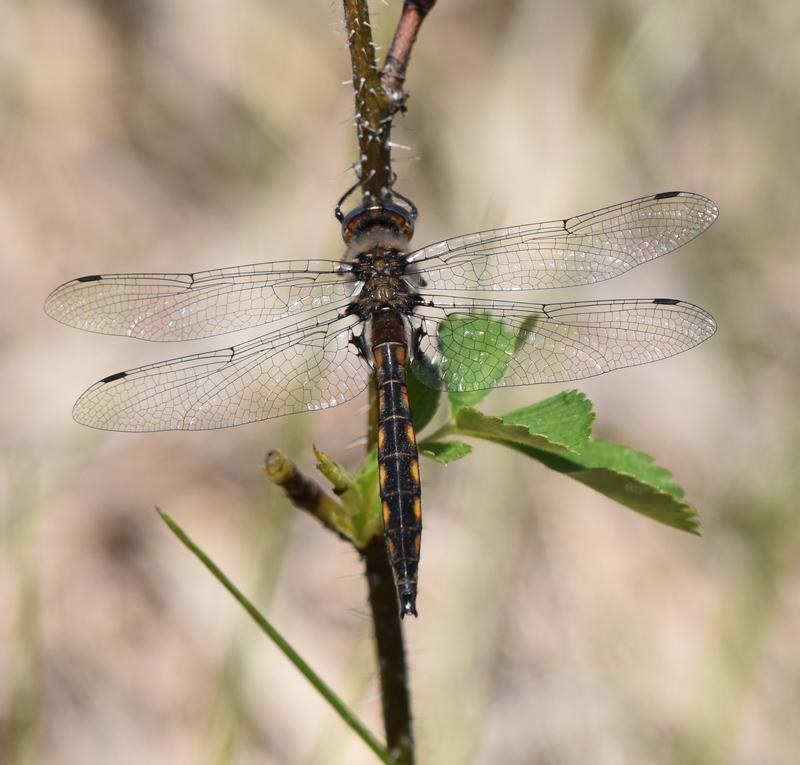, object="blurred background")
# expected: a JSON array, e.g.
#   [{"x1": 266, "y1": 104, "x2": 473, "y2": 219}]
[{"x1": 1, "y1": 1, "x2": 798, "y2": 763}]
